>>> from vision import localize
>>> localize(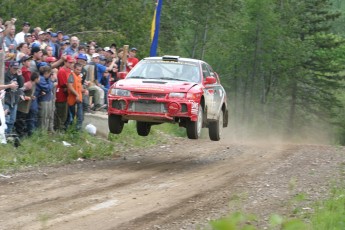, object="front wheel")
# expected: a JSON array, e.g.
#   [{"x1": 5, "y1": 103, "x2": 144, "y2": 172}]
[
  {"x1": 108, "y1": 114, "x2": 124, "y2": 134},
  {"x1": 137, "y1": 121, "x2": 151, "y2": 136},
  {"x1": 186, "y1": 105, "x2": 203, "y2": 139},
  {"x1": 208, "y1": 110, "x2": 223, "y2": 141}
]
